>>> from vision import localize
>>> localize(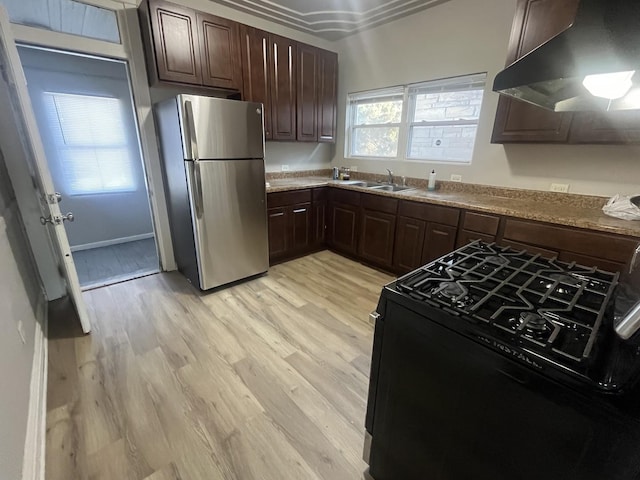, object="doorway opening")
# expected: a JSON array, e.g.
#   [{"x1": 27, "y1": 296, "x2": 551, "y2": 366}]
[{"x1": 17, "y1": 45, "x2": 160, "y2": 290}]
